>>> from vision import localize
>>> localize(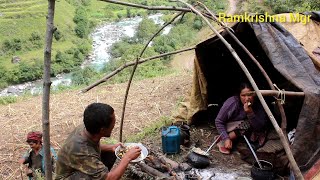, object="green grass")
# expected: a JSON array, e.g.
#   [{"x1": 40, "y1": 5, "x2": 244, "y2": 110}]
[
  {"x1": 0, "y1": 95, "x2": 17, "y2": 105},
  {"x1": 0, "y1": 0, "x2": 45, "y2": 10},
  {"x1": 126, "y1": 116, "x2": 173, "y2": 143},
  {"x1": 0, "y1": 0, "x2": 77, "y2": 69}
]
